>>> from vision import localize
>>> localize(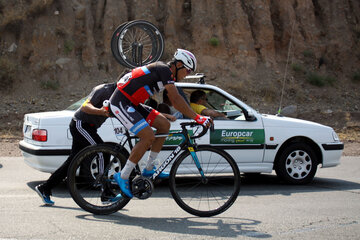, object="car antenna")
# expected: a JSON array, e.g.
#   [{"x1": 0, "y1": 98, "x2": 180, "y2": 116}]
[{"x1": 277, "y1": 21, "x2": 295, "y2": 116}]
